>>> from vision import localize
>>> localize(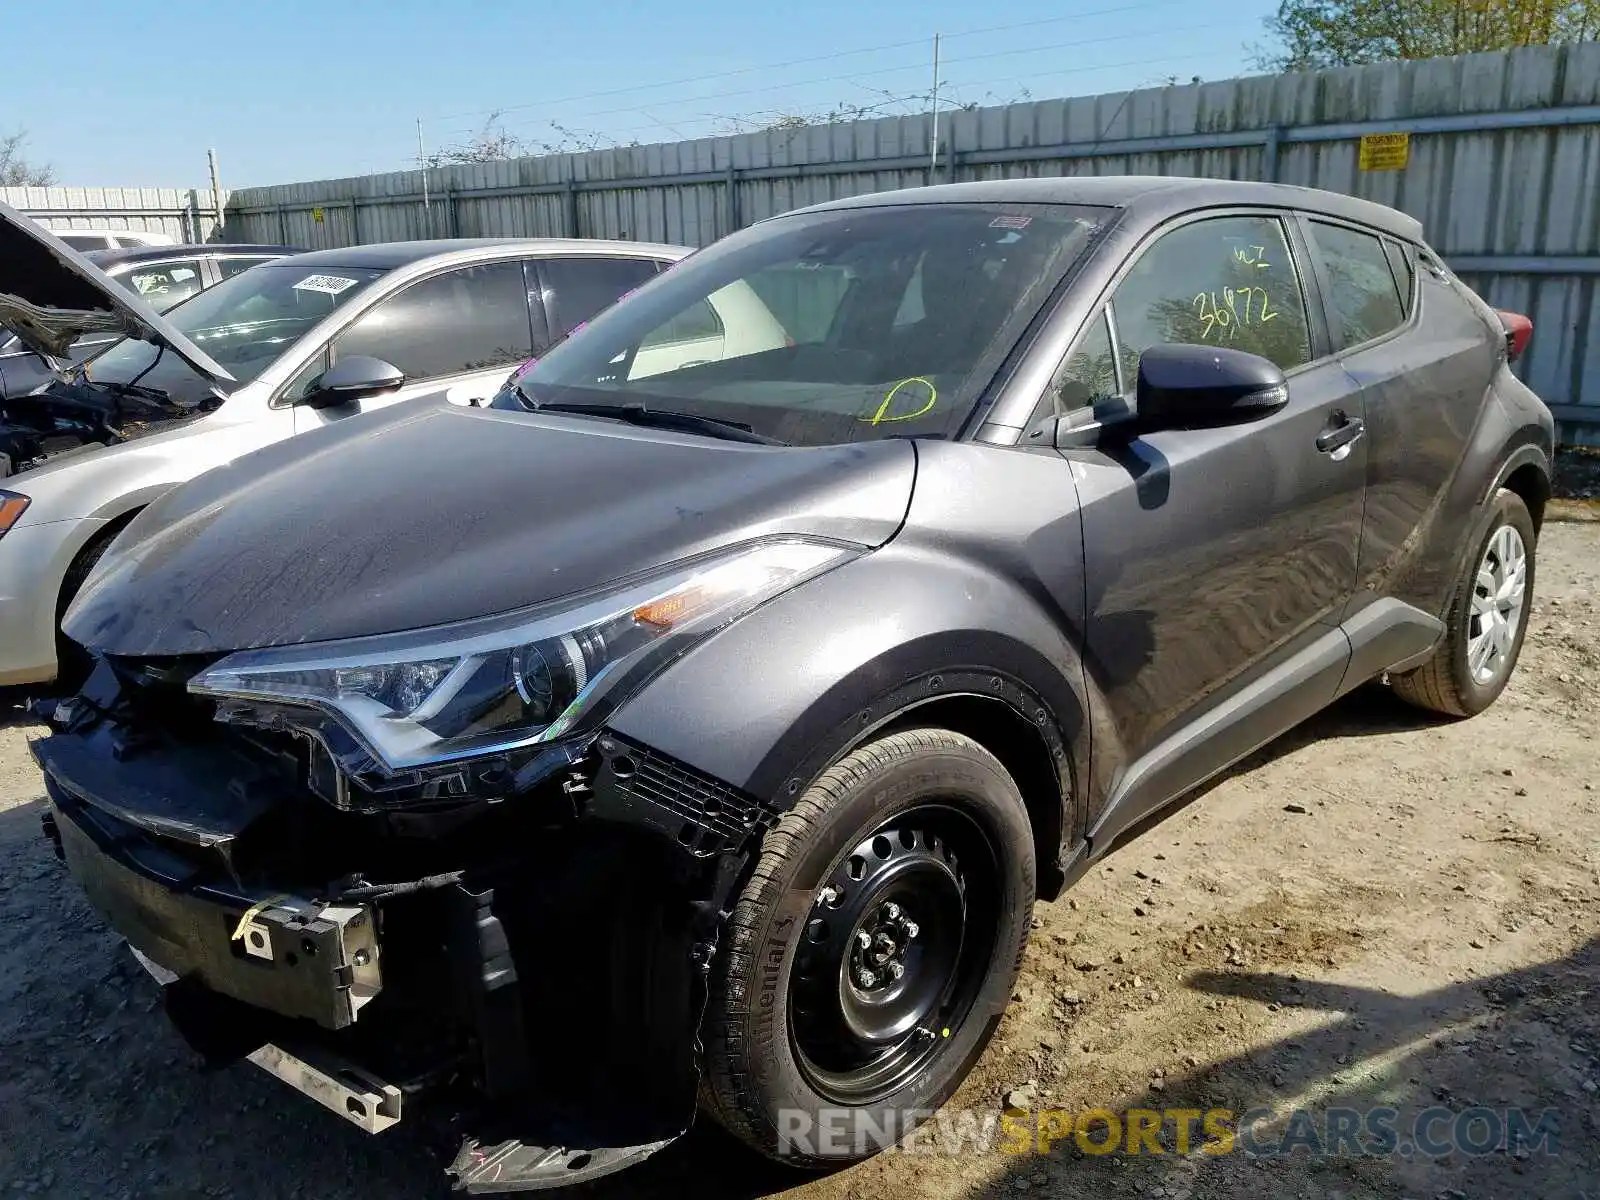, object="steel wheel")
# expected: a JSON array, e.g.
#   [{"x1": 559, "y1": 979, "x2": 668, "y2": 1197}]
[
  {"x1": 788, "y1": 807, "x2": 997, "y2": 1107},
  {"x1": 701, "y1": 728, "x2": 1036, "y2": 1166},
  {"x1": 1467, "y1": 523, "x2": 1528, "y2": 686}
]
